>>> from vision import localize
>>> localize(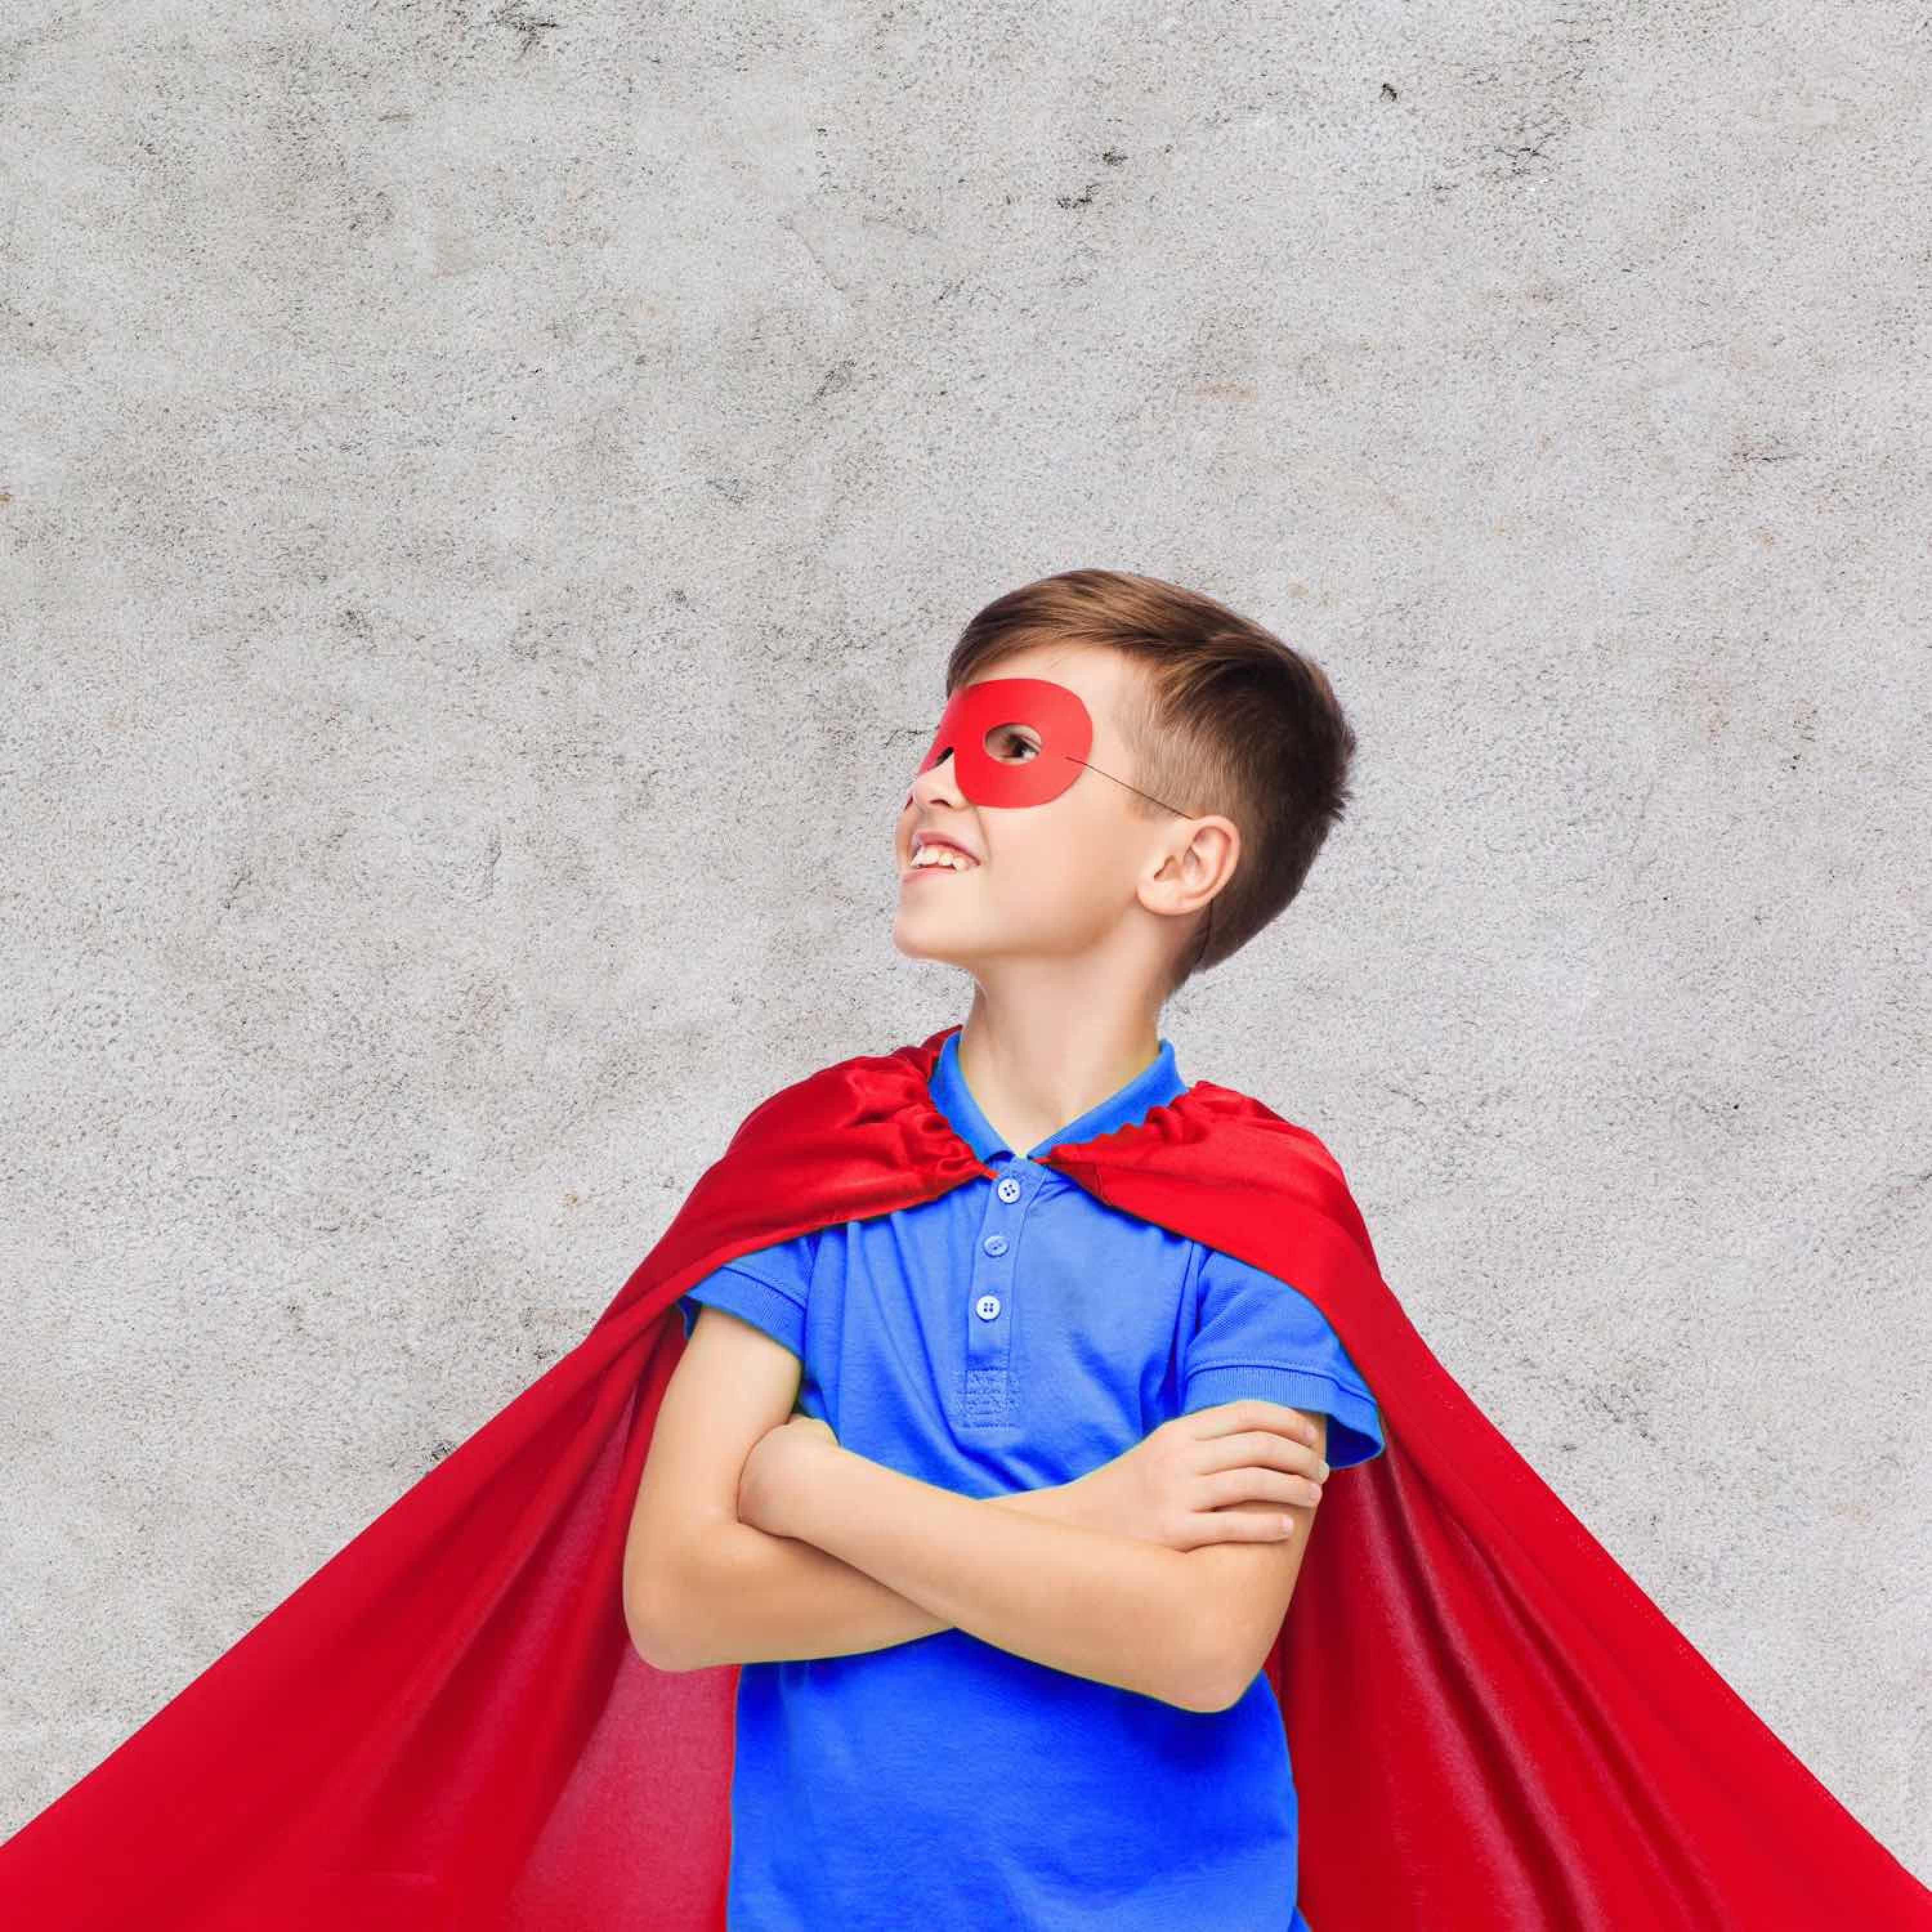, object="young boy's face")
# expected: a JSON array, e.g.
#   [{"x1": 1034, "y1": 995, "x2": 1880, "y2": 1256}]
[{"x1": 893, "y1": 639, "x2": 1215, "y2": 988}]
